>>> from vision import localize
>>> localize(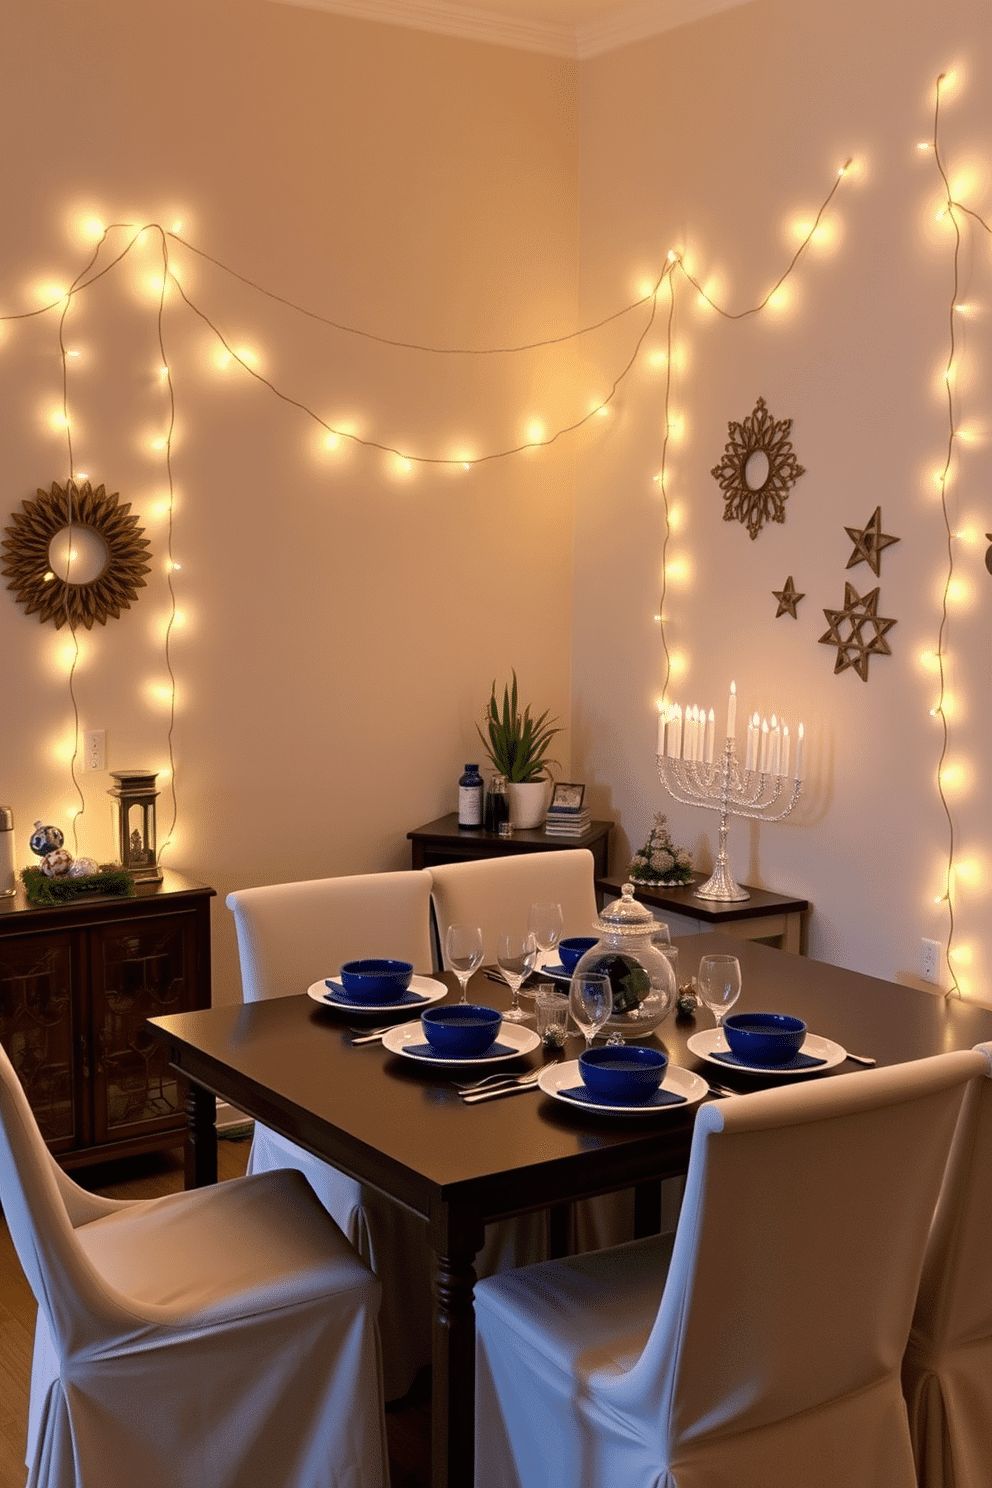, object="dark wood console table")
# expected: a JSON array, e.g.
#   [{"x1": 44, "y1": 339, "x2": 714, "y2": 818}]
[
  {"x1": 408, "y1": 812, "x2": 613, "y2": 878},
  {"x1": 0, "y1": 869, "x2": 214, "y2": 1167},
  {"x1": 597, "y1": 872, "x2": 809, "y2": 953}
]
